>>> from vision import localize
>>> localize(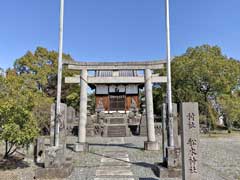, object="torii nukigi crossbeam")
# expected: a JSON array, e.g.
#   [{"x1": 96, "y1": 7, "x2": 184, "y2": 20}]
[{"x1": 65, "y1": 75, "x2": 167, "y2": 84}]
